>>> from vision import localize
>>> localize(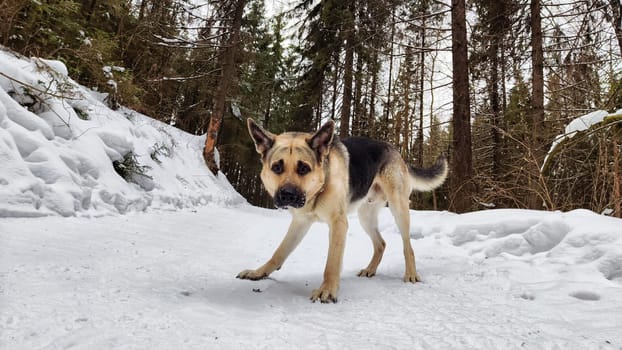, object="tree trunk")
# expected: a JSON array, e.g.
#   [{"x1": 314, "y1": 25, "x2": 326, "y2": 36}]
[
  {"x1": 352, "y1": 53, "x2": 364, "y2": 135},
  {"x1": 429, "y1": 33, "x2": 439, "y2": 209},
  {"x1": 501, "y1": 40, "x2": 507, "y2": 118},
  {"x1": 315, "y1": 78, "x2": 324, "y2": 128},
  {"x1": 417, "y1": 18, "x2": 426, "y2": 166},
  {"x1": 530, "y1": 0, "x2": 545, "y2": 208},
  {"x1": 352, "y1": 2, "x2": 365, "y2": 136},
  {"x1": 331, "y1": 53, "x2": 339, "y2": 121},
  {"x1": 609, "y1": 0, "x2": 622, "y2": 57},
  {"x1": 264, "y1": 89, "x2": 273, "y2": 129},
  {"x1": 397, "y1": 92, "x2": 407, "y2": 157},
  {"x1": 368, "y1": 52, "x2": 378, "y2": 138},
  {"x1": 340, "y1": 0, "x2": 355, "y2": 137},
  {"x1": 84, "y1": 0, "x2": 97, "y2": 23},
  {"x1": 450, "y1": 0, "x2": 474, "y2": 213},
  {"x1": 531, "y1": 0, "x2": 545, "y2": 153},
  {"x1": 138, "y1": 0, "x2": 148, "y2": 20},
  {"x1": 116, "y1": 2, "x2": 128, "y2": 38},
  {"x1": 203, "y1": 0, "x2": 245, "y2": 175},
  {"x1": 613, "y1": 135, "x2": 621, "y2": 218},
  {"x1": 385, "y1": 8, "x2": 396, "y2": 141},
  {"x1": 490, "y1": 41, "x2": 501, "y2": 178}
]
